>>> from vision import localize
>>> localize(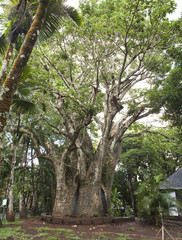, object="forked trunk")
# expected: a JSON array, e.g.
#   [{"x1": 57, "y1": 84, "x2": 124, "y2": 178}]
[
  {"x1": 53, "y1": 179, "x2": 105, "y2": 218},
  {"x1": 75, "y1": 180, "x2": 105, "y2": 217},
  {"x1": 52, "y1": 156, "x2": 108, "y2": 218}
]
